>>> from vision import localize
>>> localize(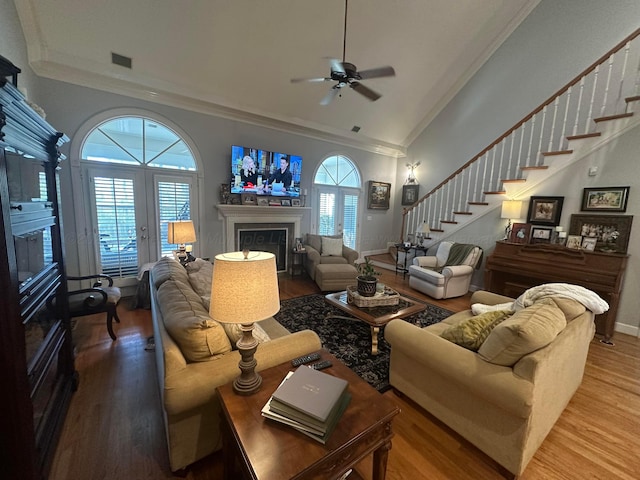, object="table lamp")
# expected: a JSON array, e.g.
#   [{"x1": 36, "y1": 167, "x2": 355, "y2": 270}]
[
  {"x1": 501, "y1": 200, "x2": 522, "y2": 240},
  {"x1": 168, "y1": 220, "x2": 196, "y2": 263},
  {"x1": 209, "y1": 251, "x2": 280, "y2": 395},
  {"x1": 416, "y1": 221, "x2": 431, "y2": 246}
]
